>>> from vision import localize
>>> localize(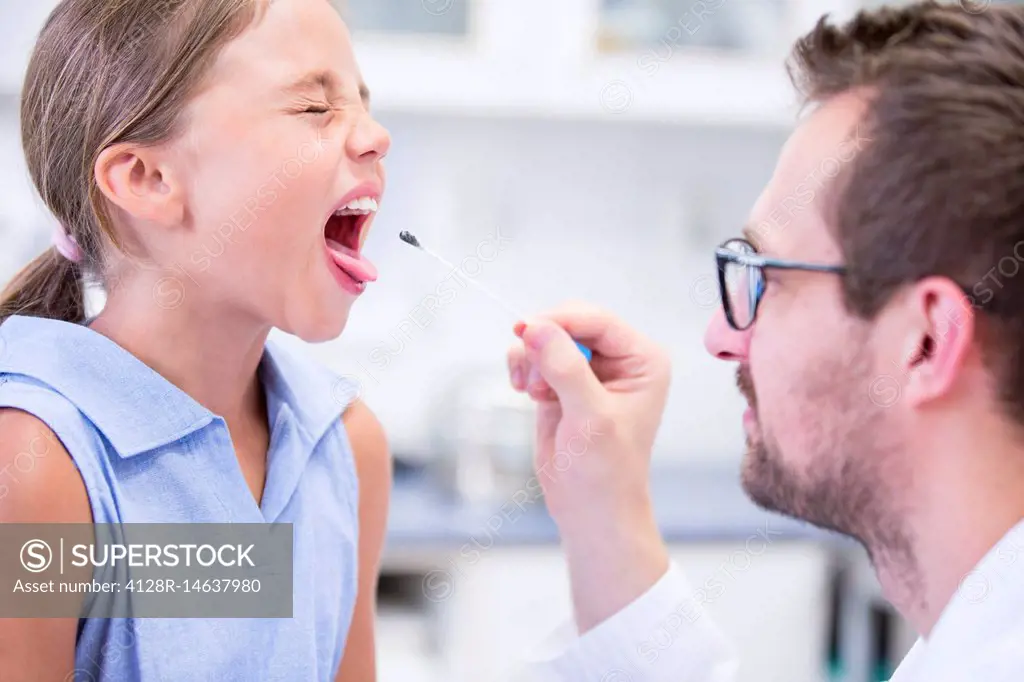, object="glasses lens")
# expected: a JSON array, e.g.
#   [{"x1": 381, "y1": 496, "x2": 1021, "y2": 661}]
[{"x1": 722, "y1": 240, "x2": 763, "y2": 329}]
